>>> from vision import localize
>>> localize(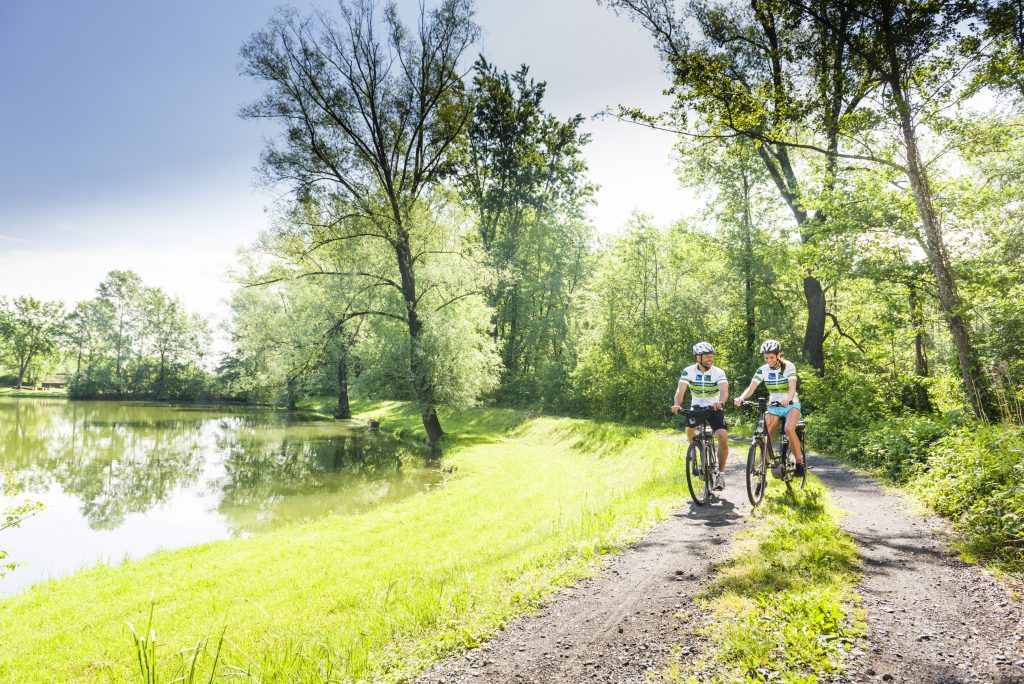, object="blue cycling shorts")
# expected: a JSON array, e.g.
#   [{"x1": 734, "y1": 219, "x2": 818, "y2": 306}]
[{"x1": 766, "y1": 401, "x2": 801, "y2": 418}]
